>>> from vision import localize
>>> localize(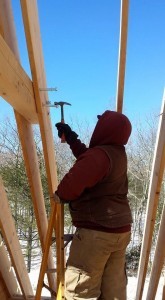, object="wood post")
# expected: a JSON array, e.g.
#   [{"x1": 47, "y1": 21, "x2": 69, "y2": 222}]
[{"x1": 116, "y1": 0, "x2": 129, "y2": 113}]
